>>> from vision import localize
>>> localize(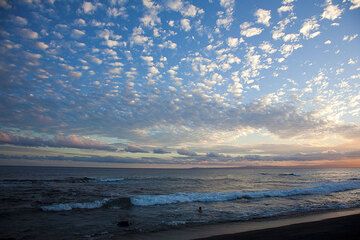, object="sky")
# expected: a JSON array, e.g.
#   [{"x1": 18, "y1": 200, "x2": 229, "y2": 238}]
[{"x1": 0, "y1": 0, "x2": 359, "y2": 168}]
